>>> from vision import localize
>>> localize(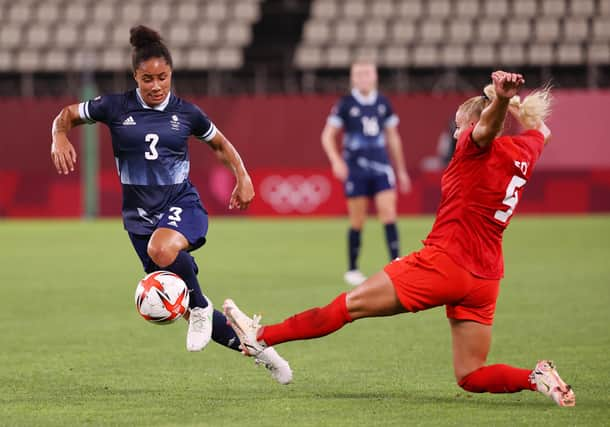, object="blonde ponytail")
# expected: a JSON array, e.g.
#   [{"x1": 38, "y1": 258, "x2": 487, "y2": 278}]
[{"x1": 513, "y1": 86, "x2": 553, "y2": 130}]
